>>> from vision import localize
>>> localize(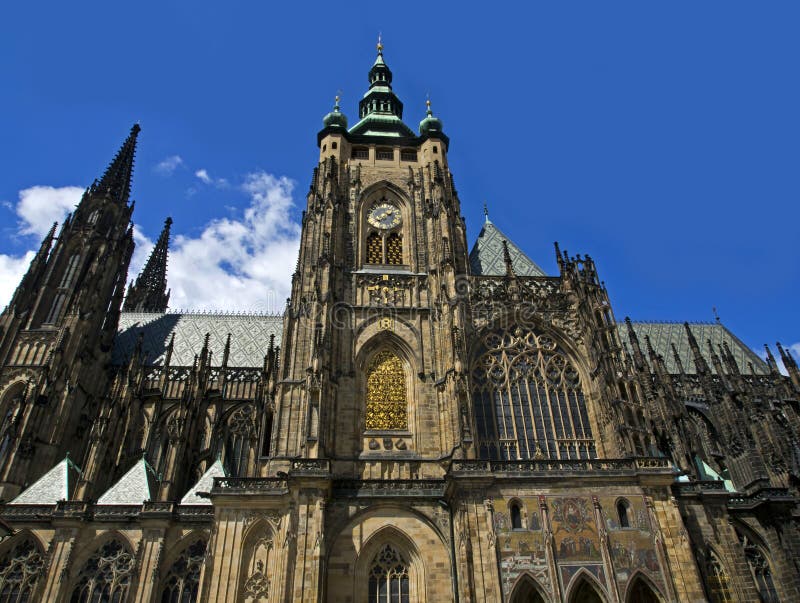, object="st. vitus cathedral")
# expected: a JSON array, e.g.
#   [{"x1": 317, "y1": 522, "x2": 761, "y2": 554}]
[{"x1": 0, "y1": 44, "x2": 799, "y2": 603}]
